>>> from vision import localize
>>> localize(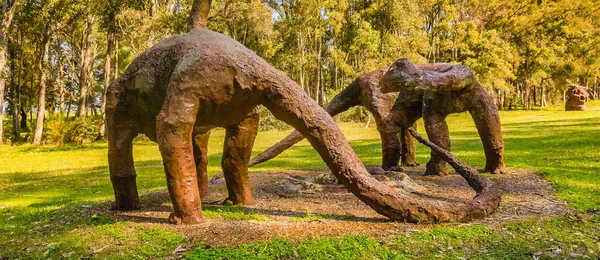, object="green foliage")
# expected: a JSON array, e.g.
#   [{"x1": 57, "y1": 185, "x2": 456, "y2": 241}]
[
  {"x1": 258, "y1": 106, "x2": 291, "y2": 132},
  {"x1": 42, "y1": 116, "x2": 101, "y2": 145},
  {"x1": 187, "y1": 235, "x2": 404, "y2": 260},
  {"x1": 202, "y1": 205, "x2": 267, "y2": 221}
]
